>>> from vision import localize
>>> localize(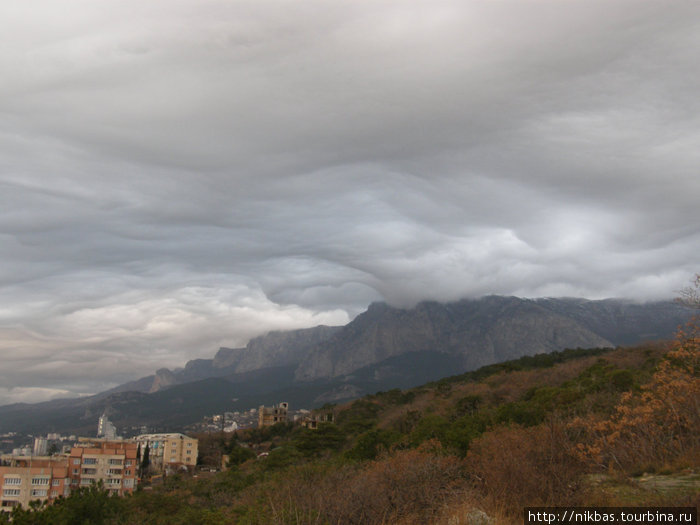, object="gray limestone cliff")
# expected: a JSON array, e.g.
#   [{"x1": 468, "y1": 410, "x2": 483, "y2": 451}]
[
  {"x1": 149, "y1": 368, "x2": 178, "y2": 393},
  {"x1": 232, "y1": 325, "x2": 342, "y2": 373},
  {"x1": 145, "y1": 325, "x2": 342, "y2": 392},
  {"x1": 293, "y1": 296, "x2": 689, "y2": 381},
  {"x1": 113, "y1": 296, "x2": 691, "y2": 393}
]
